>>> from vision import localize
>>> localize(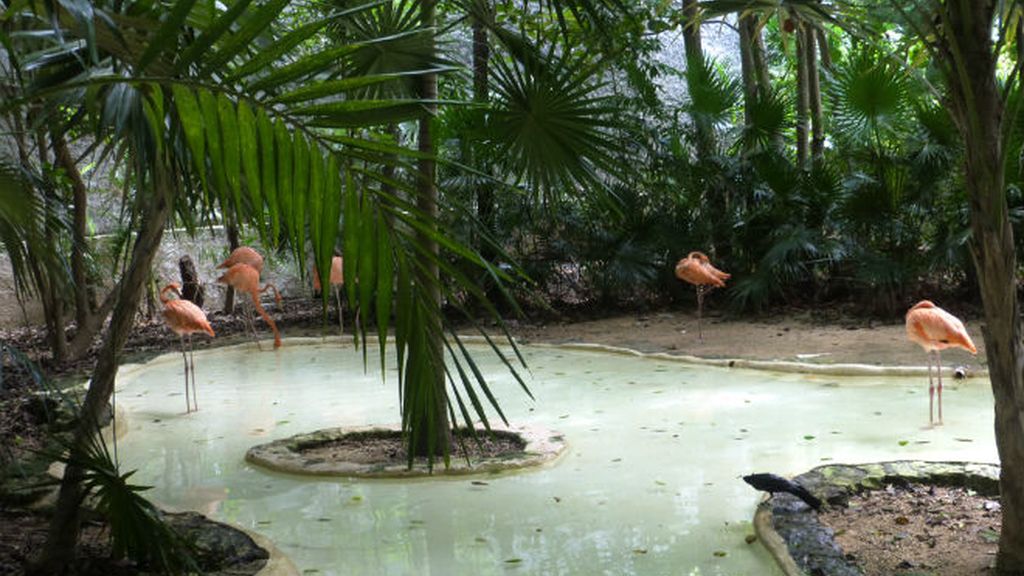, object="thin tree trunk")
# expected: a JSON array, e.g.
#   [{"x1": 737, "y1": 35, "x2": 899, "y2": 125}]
[
  {"x1": 223, "y1": 222, "x2": 240, "y2": 313},
  {"x1": 815, "y1": 28, "x2": 832, "y2": 70},
  {"x1": 52, "y1": 132, "x2": 92, "y2": 328},
  {"x1": 681, "y1": 0, "x2": 715, "y2": 155},
  {"x1": 31, "y1": 165, "x2": 174, "y2": 574},
  {"x1": 35, "y1": 127, "x2": 68, "y2": 363},
  {"x1": 680, "y1": 0, "x2": 703, "y2": 63},
  {"x1": 738, "y1": 14, "x2": 757, "y2": 139},
  {"x1": 941, "y1": 3, "x2": 1024, "y2": 572},
  {"x1": 472, "y1": 3, "x2": 499, "y2": 303},
  {"x1": 413, "y1": 0, "x2": 451, "y2": 457},
  {"x1": 805, "y1": 26, "x2": 824, "y2": 161},
  {"x1": 794, "y1": 22, "x2": 810, "y2": 168}
]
